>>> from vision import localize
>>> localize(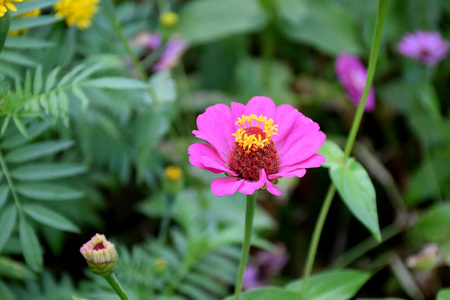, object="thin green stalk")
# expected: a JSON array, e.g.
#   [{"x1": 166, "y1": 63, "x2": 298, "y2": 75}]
[
  {"x1": 300, "y1": 0, "x2": 389, "y2": 293},
  {"x1": 103, "y1": 273, "x2": 131, "y2": 300},
  {"x1": 158, "y1": 195, "x2": 175, "y2": 243},
  {"x1": 105, "y1": 0, "x2": 147, "y2": 81},
  {"x1": 234, "y1": 193, "x2": 257, "y2": 300},
  {"x1": 300, "y1": 184, "x2": 336, "y2": 292},
  {"x1": 0, "y1": 148, "x2": 21, "y2": 209}
]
